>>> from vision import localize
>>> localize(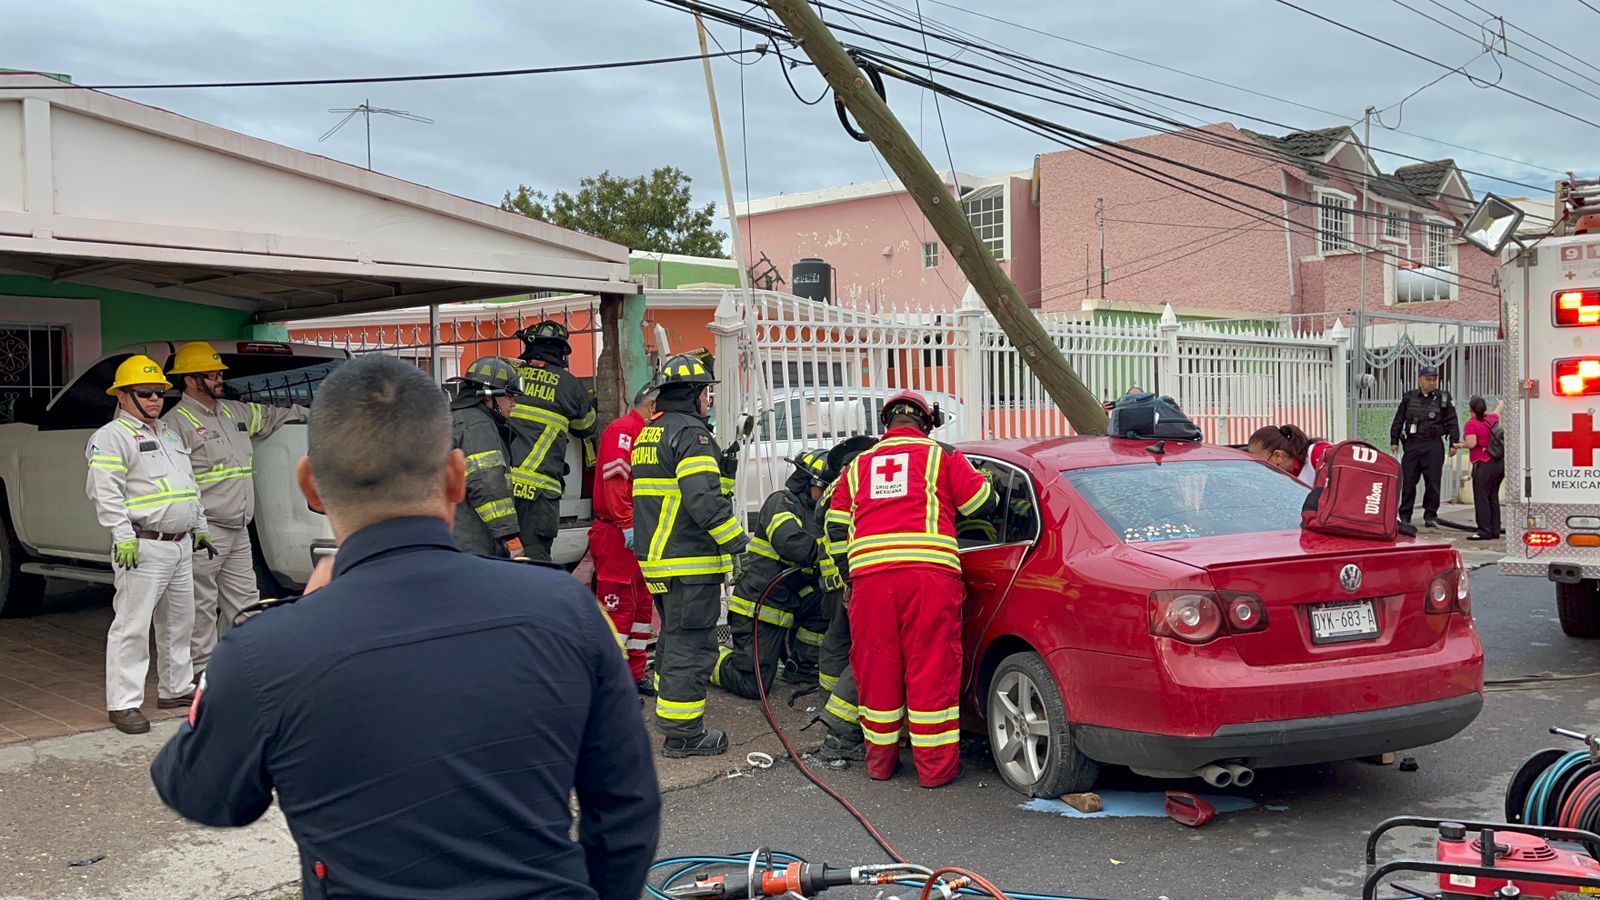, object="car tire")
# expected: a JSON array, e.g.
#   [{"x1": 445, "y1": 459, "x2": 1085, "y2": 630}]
[
  {"x1": 986, "y1": 651, "x2": 1099, "y2": 797},
  {"x1": 1557, "y1": 579, "x2": 1600, "y2": 639},
  {"x1": 247, "y1": 524, "x2": 284, "y2": 599},
  {"x1": 0, "y1": 513, "x2": 47, "y2": 618}
]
